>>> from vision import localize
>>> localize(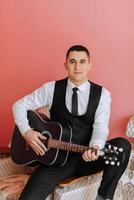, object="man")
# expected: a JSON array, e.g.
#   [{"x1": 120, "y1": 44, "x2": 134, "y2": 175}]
[{"x1": 12, "y1": 45, "x2": 131, "y2": 200}]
